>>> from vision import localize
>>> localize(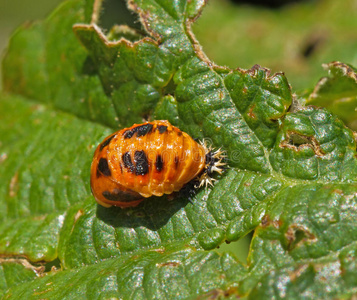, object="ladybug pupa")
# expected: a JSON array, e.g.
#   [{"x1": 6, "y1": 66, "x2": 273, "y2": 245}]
[{"x1": 90, "y1": 120, "x2": 226, "y2": 208}]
